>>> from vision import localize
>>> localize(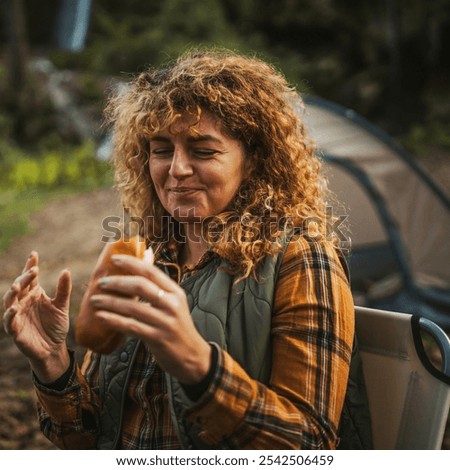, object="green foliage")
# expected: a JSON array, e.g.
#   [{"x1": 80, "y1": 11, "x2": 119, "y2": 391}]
[
  {"x1": 46, "y1": 0, "x2": 447, "y2": 133},
  {"x1": 0, "y1": 141, "x2": 112, "y2": 192},
  {"x1": 8, "y1": 158, "x2": 41, "y2": 190},
  {"x1": 402, "y1": 121, "x2": 450, "y2": 157},
  {"x1": 52, "y1": 0, "x2": 245, "y2": 74}
]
